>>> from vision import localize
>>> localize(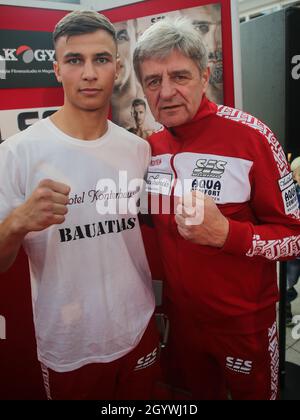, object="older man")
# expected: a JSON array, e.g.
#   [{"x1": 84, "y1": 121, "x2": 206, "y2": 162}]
[{"x1": 133, "y1": 18, "x2": 300, "y2": 400}]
